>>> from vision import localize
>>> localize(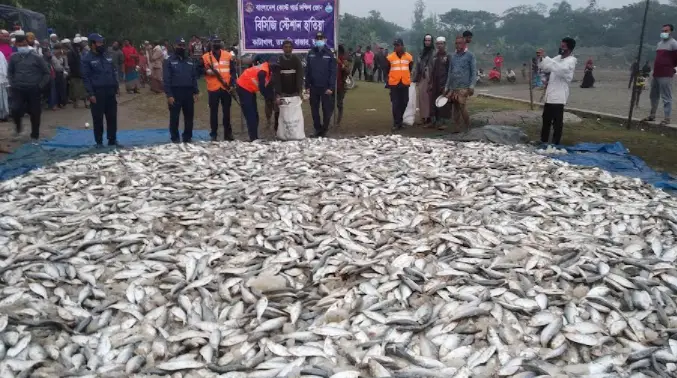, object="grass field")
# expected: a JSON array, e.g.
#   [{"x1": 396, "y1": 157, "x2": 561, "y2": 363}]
[{"x1": 125, "y1": 80, "x2": 677, "y2": 174}]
